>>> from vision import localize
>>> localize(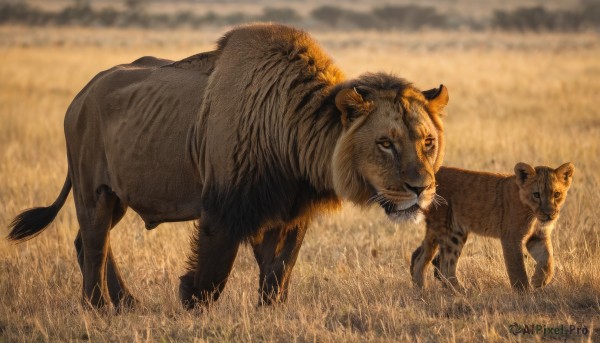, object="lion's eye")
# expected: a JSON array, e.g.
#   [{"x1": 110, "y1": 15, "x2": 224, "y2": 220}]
[
  {"x1": 533, "y1": 192, "x2": 540, "y2": 199},
  {"x1": 424, "y1": 137, "x2": 435, "y2": 149},
  {"x1": 377, "y1": 140, "x2": 392, "y2": 150},
  {"x1": 554, "y1": 192, "x2": 561, "y2": 198}
]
